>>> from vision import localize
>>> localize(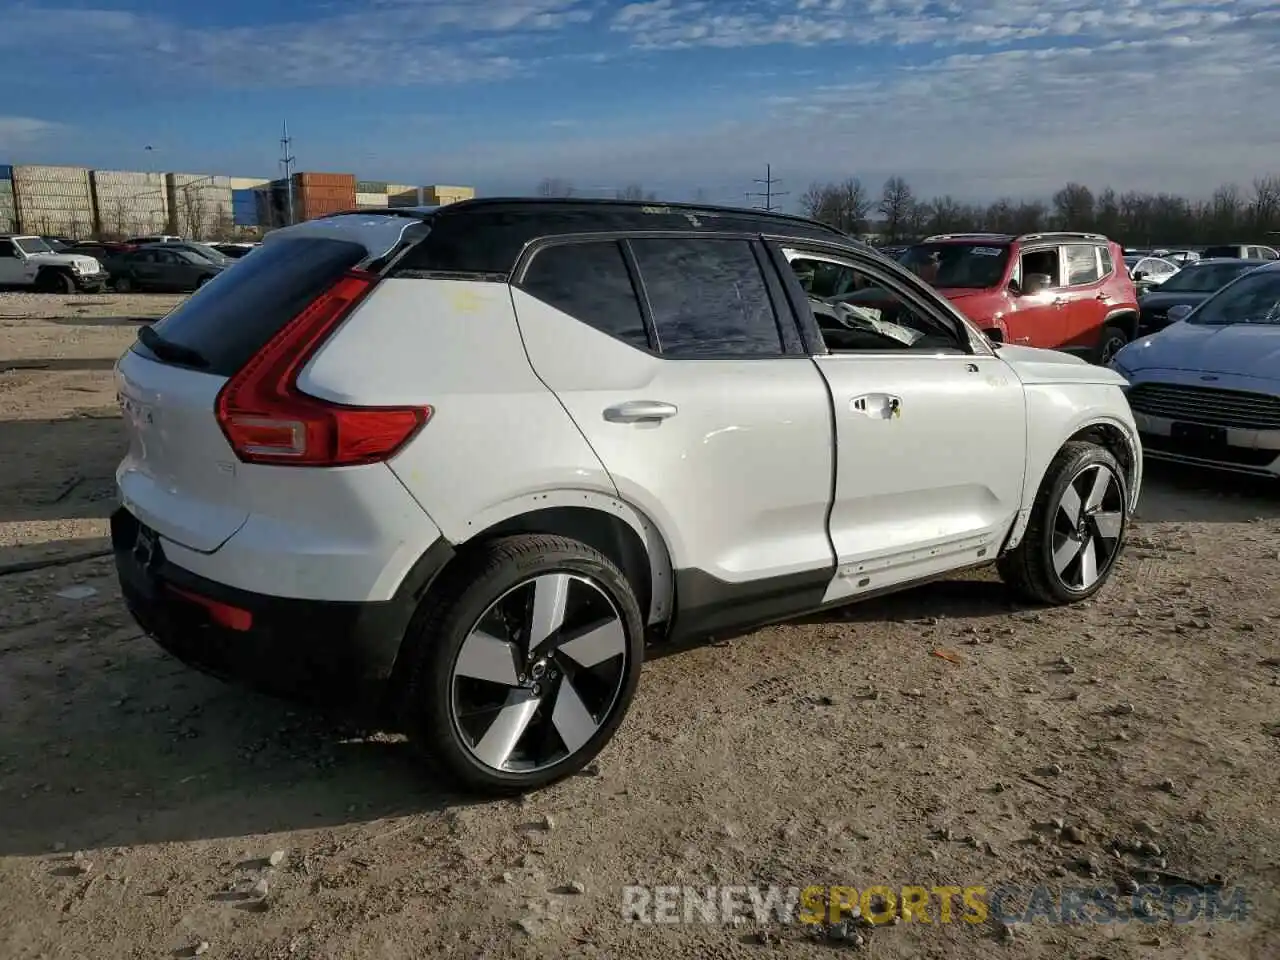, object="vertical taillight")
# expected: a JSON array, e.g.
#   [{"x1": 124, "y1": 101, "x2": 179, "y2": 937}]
[{"x1": 214, "y1": 270, "x2": 431, "y2": 466}]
